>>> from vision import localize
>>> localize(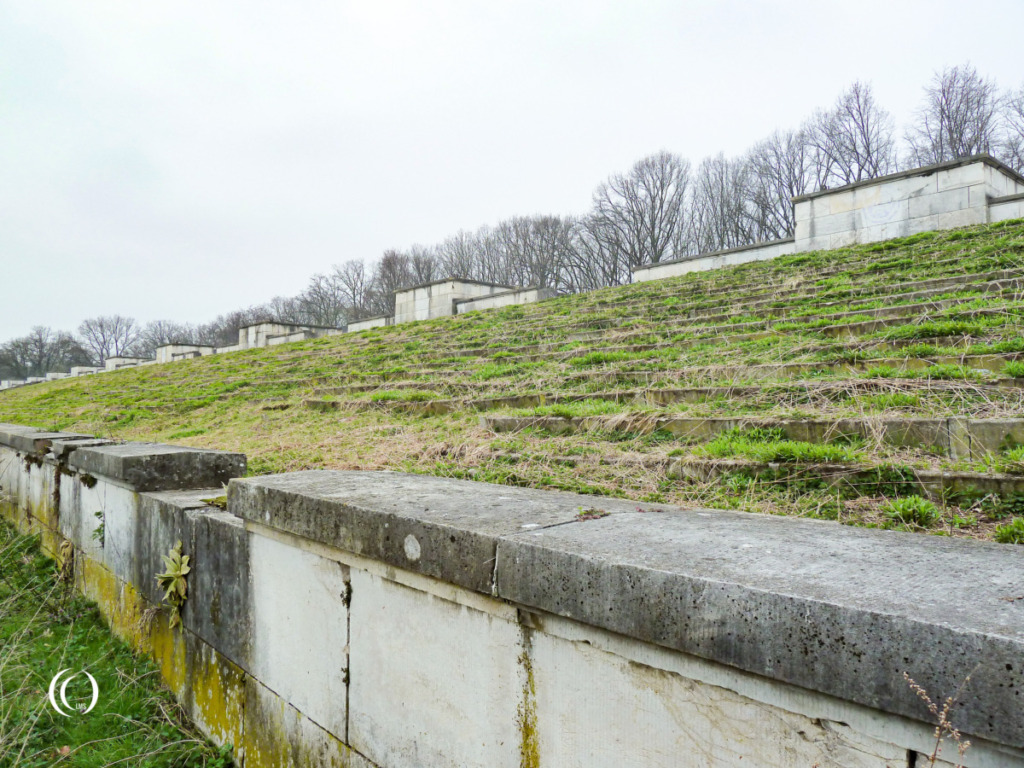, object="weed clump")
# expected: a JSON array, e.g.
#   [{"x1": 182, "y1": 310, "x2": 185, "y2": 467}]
[
  {"x1": 881, "y1": 495, "x2": 940, "y2": 528},
  {"x1": 994, "y1": 517, "x2": 1024, "y2": 544}
]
